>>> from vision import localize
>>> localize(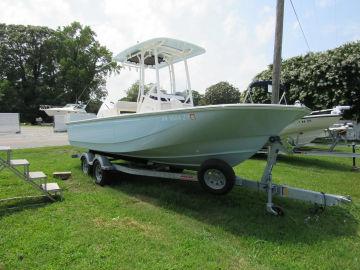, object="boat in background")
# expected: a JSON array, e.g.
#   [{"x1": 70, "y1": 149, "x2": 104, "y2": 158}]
[
  {"x1": 244, "y1": 80, "x2": 350, "y2": 147},
  {"x1": 281, "y1": 105, "x2": 349, "y2": 147},
  {"x1": 67, "y1": 38, "x2": 310, "y2": 169},
  {"x1": 40, "y1": 103, "x2": 87, "y2": 117}
]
